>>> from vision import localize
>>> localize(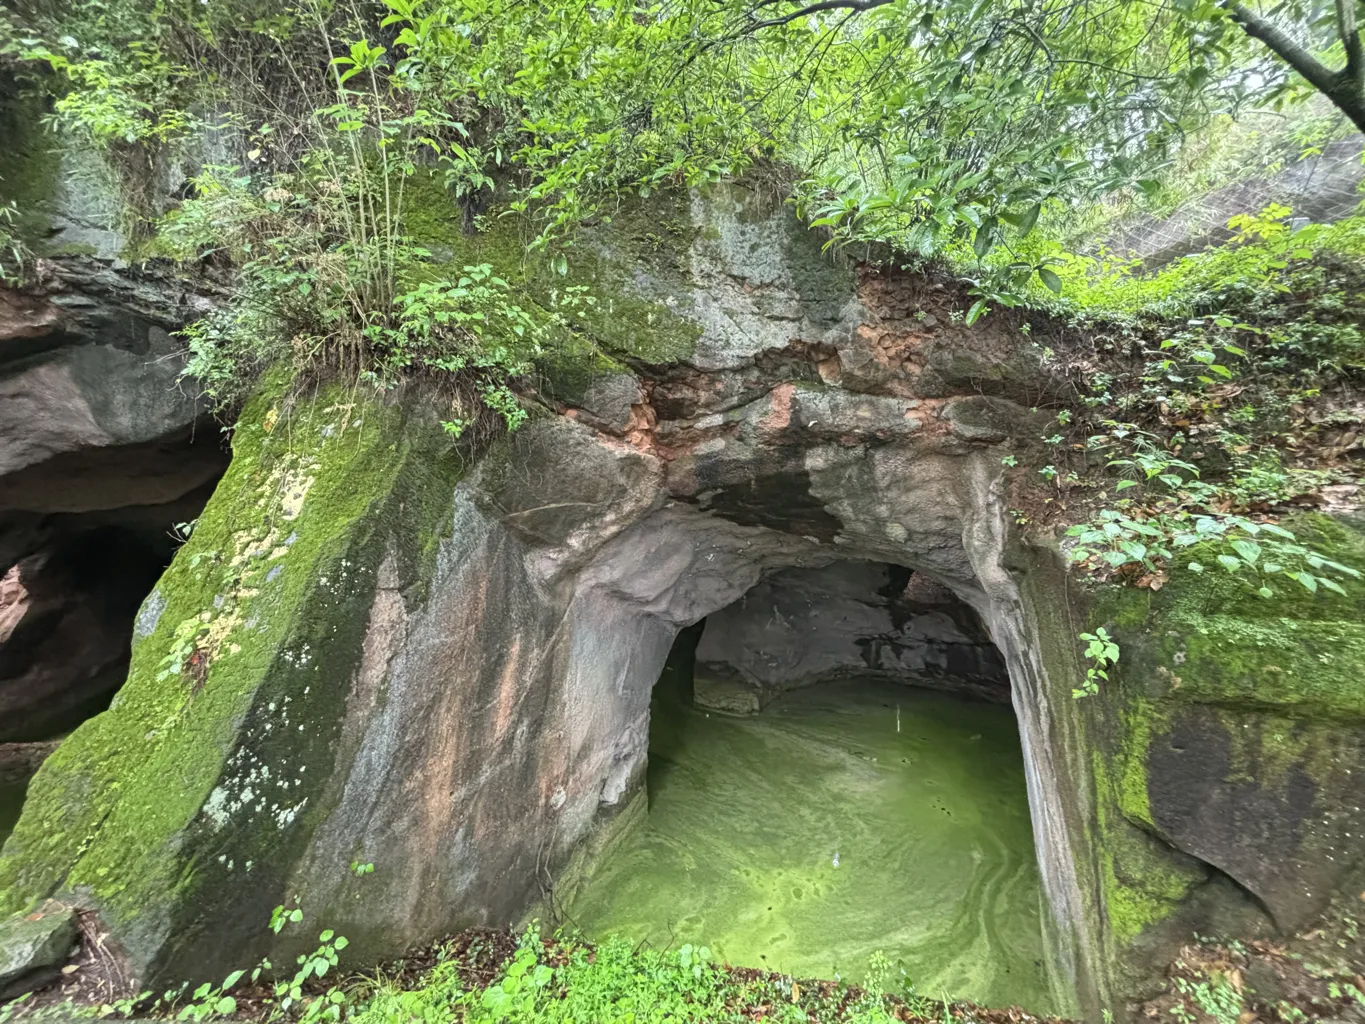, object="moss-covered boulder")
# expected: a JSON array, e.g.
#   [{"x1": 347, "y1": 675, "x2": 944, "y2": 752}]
[
  {"x1": 0, "y1": 376, "x2": 462, "y2": 982},
  {"x1": 1089, "y1": 514, "x2": 1365, "y2": 978}
]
